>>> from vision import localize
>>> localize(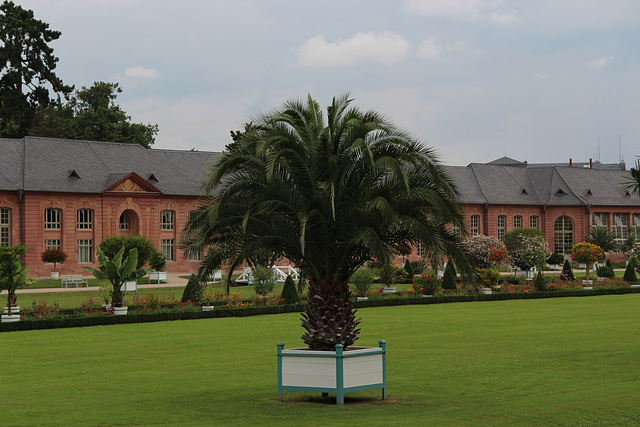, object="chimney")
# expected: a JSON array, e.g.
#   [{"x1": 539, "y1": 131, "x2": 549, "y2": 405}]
[
  {"x1": 569, "y1": 158, "x2": 572, "y2": 168},
  {"x1": 589, "y1": 158, "x2": 592, "y2": 169}
]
